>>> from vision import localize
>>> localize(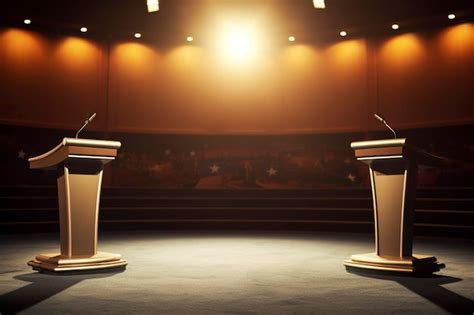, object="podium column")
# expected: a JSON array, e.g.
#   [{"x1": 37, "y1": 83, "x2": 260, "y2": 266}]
[
  {"x1": 370, "y1": 158, "x2": 416, "y2": 258},
  {"x1": 58, "y1": 159, "x2": 104, "y2": 257}
]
